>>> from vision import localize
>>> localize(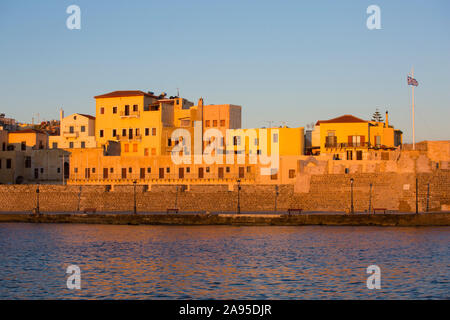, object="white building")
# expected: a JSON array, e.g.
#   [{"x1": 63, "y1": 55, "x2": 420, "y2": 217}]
[{"x1": 49, "y1": 110, "x2": 97, "y2": 149}]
